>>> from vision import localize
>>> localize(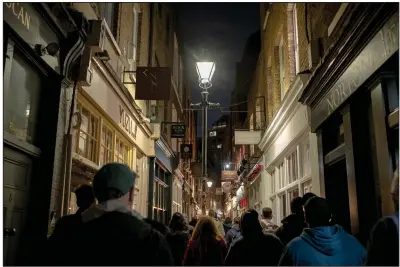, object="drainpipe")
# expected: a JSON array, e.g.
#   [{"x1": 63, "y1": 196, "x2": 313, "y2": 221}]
[{"x1": 60, "y1": 80, "x2": 78, "y2": 216}]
